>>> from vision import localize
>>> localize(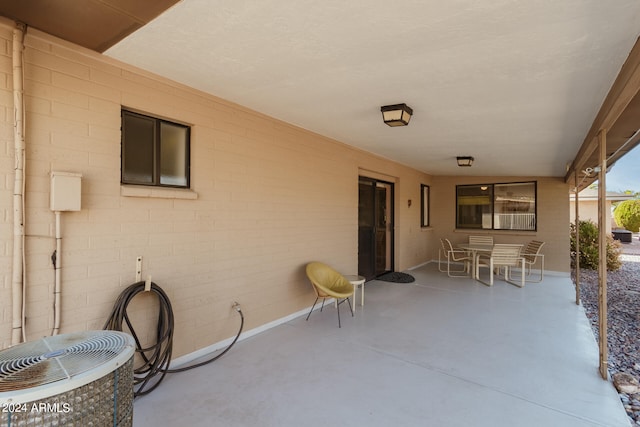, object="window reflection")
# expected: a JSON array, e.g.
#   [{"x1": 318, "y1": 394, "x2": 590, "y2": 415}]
[{"x1": 456, "y1": 182, "x2": 536, "y2": 231}]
